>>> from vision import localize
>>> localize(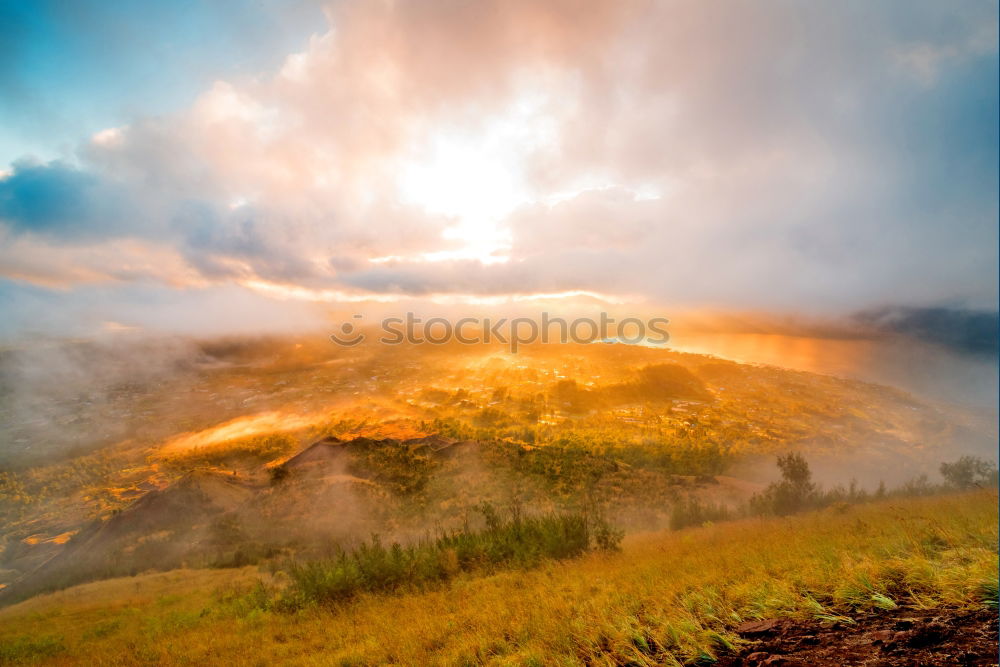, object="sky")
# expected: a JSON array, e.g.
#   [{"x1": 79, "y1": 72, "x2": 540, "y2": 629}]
[{"x1": 0, "y1": 0, "x2": 997, "y2": 338}]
